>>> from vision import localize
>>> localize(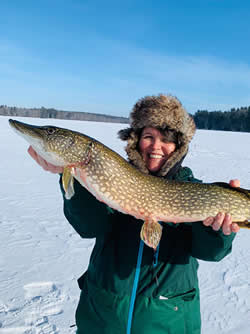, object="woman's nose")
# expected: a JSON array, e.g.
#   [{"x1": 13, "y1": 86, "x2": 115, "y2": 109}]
[{"x1": 151, "y1": 138, "x2": 162, "y2": 150}]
